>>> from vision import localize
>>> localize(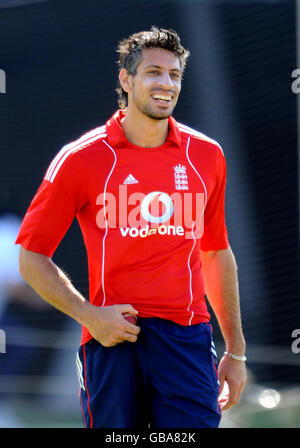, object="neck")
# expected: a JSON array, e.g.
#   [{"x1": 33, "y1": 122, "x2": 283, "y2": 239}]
[{"x1": 121, "y1": 106, "x2": 169, "y2": 148}]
